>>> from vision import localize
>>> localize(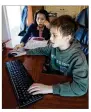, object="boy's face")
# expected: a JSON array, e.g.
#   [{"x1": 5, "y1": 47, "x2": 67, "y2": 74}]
[
  {"x1": 36, "y1": 13, "x2": 46, "y2": 28},
  {"x1": 50, "y1": 27, "x2": 68, "y2": 48}
]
